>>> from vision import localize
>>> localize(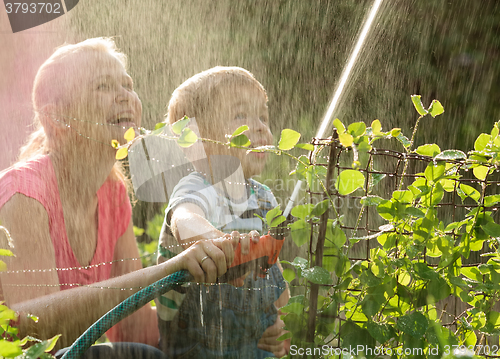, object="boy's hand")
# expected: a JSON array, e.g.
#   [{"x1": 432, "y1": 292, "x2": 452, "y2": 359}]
[
  {"x1": 225, "y1": 230, "x2": 260, "y2": 255},
  {"x1": 223, "y1": 230, "x2": 260, "y2": 286},
  {"x1": 257, "y1": 315, "x2": 289, "y2": 357}
]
